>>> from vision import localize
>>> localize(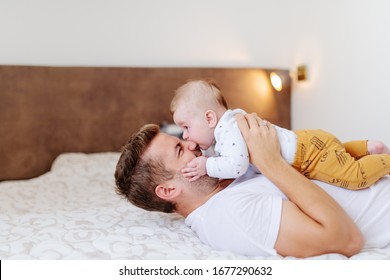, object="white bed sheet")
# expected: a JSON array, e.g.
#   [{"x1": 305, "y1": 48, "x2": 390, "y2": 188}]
[{"x1": 1, "y1": 153, "x2": 389, "y2": 260}]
